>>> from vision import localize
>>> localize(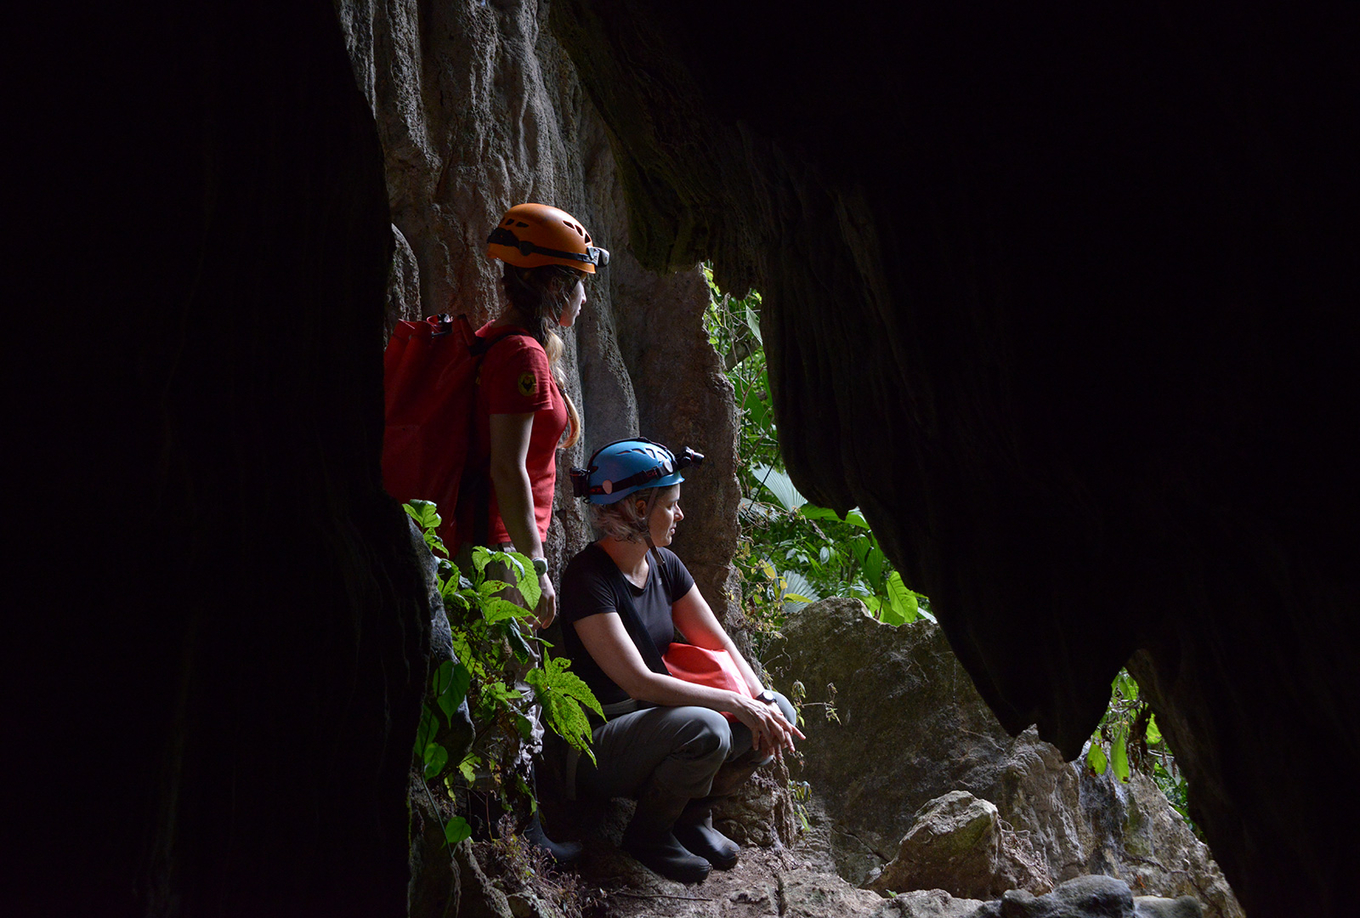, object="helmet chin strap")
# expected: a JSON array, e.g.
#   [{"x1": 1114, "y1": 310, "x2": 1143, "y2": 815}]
[{"x1": 637, "y1": 491, "x2": 661, "y2": 562}]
